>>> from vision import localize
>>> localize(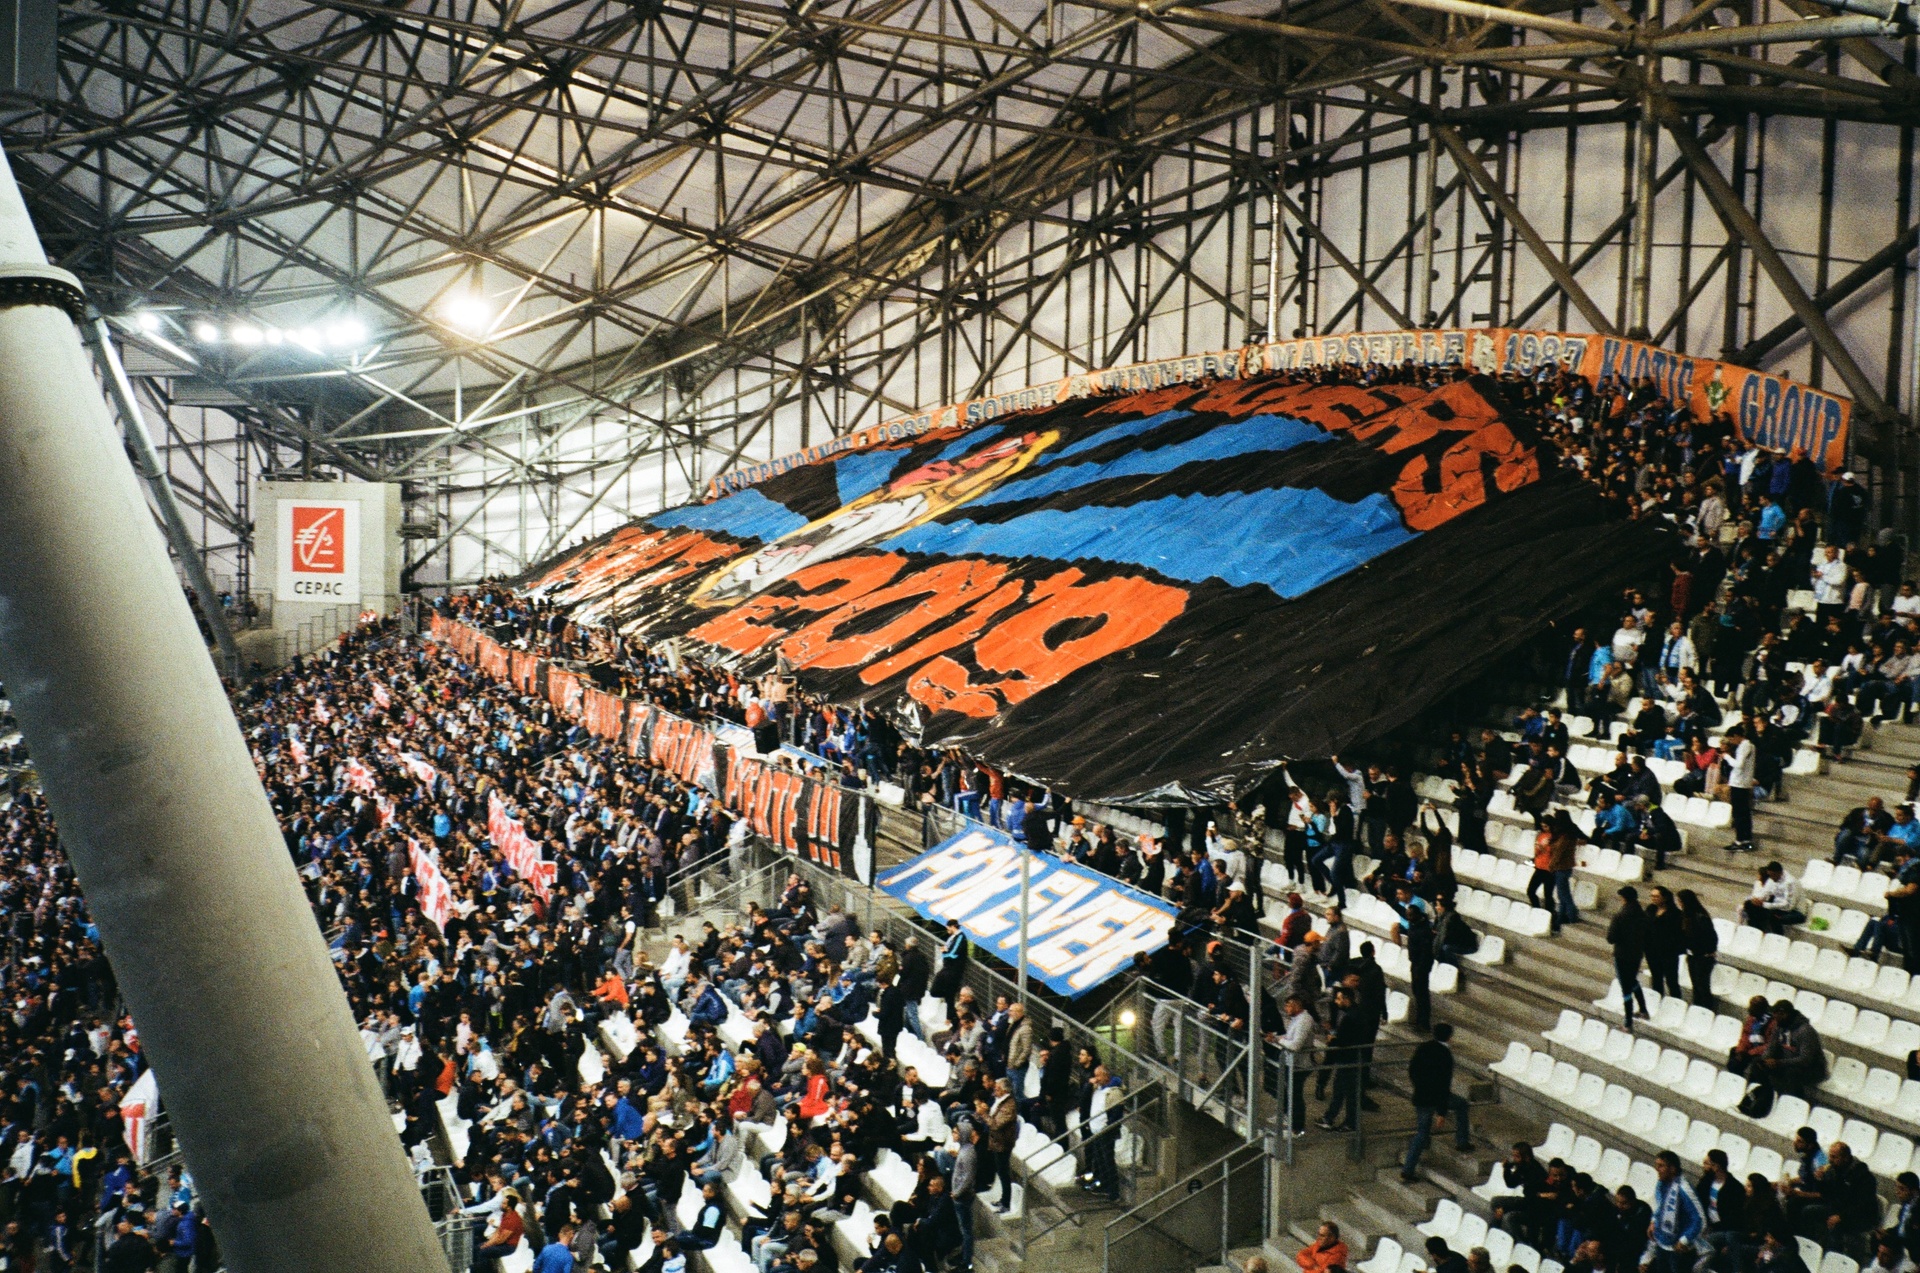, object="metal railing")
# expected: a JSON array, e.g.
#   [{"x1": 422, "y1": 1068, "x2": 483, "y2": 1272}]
[
  {"x1": 1010, "y1": 1079, "x2": 1168, "y2": 1257},
  {"x1": 419, "y1": 1163, "x2": 480, "y2": 1271},
  {"x1": 1089, "y1": 978, "x2": 1263, "y2": 1140},
  {"x1": 1101, "y1": 1140, "x2": 1269, "y2": 1273},
  {"x1": 660, "y1": 852, "x2": 790, "y2": 928},
  {"x1": 259, "y1": 601, "x2": 362, "y2": 669}
]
